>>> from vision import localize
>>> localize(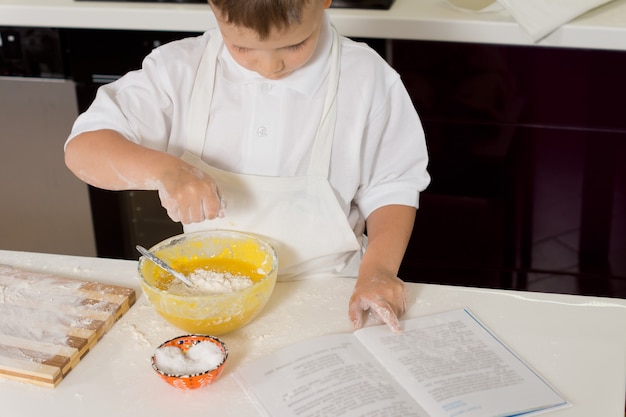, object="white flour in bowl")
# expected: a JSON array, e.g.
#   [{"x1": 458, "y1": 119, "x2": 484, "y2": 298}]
[{"x1": 168, "y1": 269, "x2": 254, "y2": 295}]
